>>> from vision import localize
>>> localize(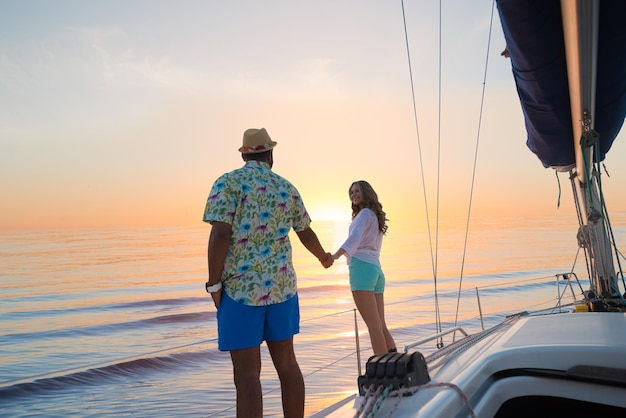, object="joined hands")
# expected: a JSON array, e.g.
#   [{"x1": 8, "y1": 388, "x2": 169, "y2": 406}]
[{"x1": 320, "y1": 252, "x2": 334, "y2": 268}]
